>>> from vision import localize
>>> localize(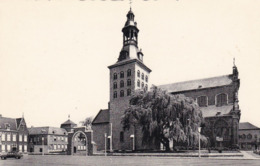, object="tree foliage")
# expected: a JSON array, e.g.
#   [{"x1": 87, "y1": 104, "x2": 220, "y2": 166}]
[
  {"x1": 121, "y1": 86, "x2": 206, "y2": 151},
  {"x1": 80, "y1": 116, "x2": 93, "y2": 129}
]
